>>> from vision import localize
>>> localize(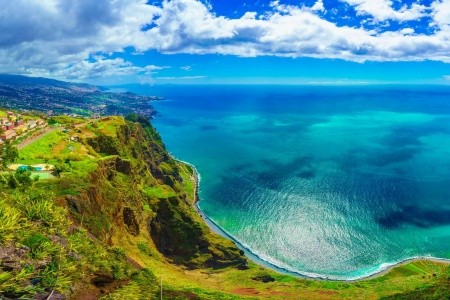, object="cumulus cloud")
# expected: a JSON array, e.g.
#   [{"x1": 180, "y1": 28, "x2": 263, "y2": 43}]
[
  {"x1": 21, "y1": 56, "x2": 167, "y2": 80},
  {"x1": 0, "y1": 0, "x2": 159, "y2": 79},
  {"x1": 340, "y1": 0, "x2": 428, "y2": 22},
  {"x1": 311, "y1": 0, "x2": 325, "y2": 12},
  {"x1": 1, "y1": 0, "x2": 450, "y2": 81},
  {"x1": 140, "y1": 0, "x2": 450, "y2": 62},
  {"x1": 431, "y1": 0, "x2": 450, "y2": 27}
]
